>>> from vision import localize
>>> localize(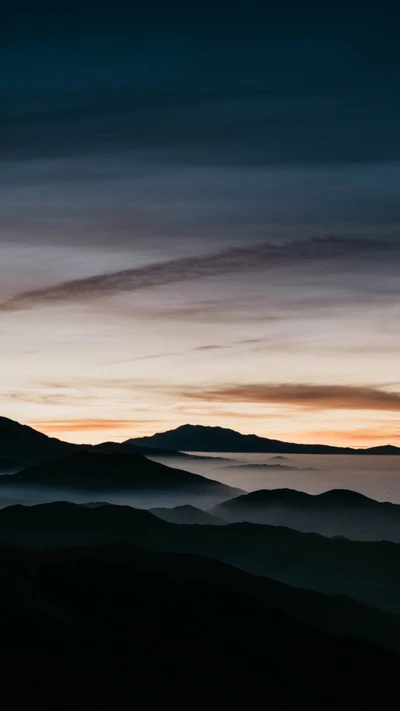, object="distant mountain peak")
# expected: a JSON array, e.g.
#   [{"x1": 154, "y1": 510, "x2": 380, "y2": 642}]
[{"x1": 130, "y1": 424, "x2": 400, "y2": 455}]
